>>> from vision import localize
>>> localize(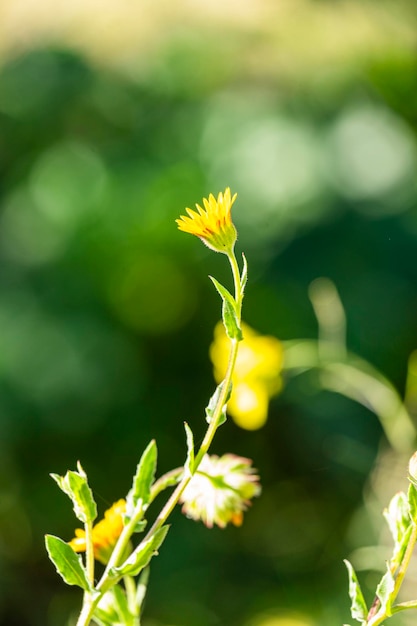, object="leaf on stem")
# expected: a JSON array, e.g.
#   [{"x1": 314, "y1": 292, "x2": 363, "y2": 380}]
[
  {"x1": 45, "y1": 534, "x2": 91, "y2": 590},
  {"x1": 344, "y1": 559, "x2": 368, "y2": 623},
  {"x1": 376, "y1": 563, "x2": 395, "y2": 616},
  {"x1": 240, "y1": 252, "x2": 248, "y2": 293},
  {"x1": 205, "y1": 380, "x2": 231, "y2": 425},
  {"x1": 209, "y1": 276, "x2": 242, "y2": 341},
  {"x1": 94, "y1": 586, "x2": 136, "y2": 626},
  {"x1": 126, "y1": 440, "x2": 157, "y2": 524},
  {"x1": 407, "y1": 483, "x2": 417, "y2": 523},
  {"x1": 136, "y1": 567, "x2": 150, "y2": 614},
  {"x1": 110, "y1": 525, "x2": 170, "y2": 578},
  {"x1": 50, "y1": 464, "x2": 97, "y2": 524},
  {"x1": 184, "y1": 422, "x2": 195, "y2": 475}
]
